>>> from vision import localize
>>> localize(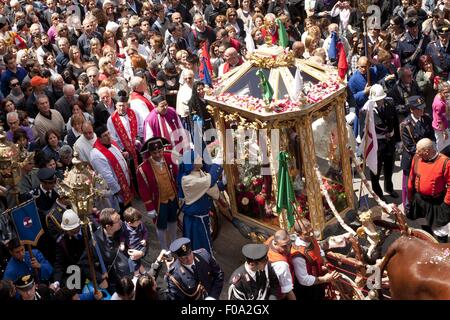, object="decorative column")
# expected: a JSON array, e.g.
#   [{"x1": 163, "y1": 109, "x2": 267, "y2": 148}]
[{"x1": 296, "y1": 117, "x2": 325, "y2": 239}]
